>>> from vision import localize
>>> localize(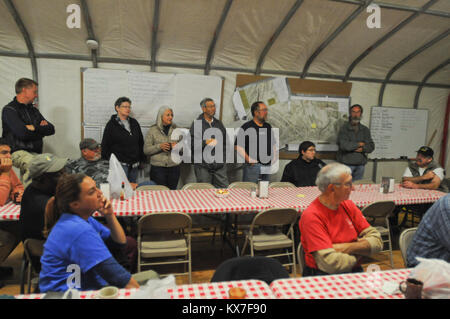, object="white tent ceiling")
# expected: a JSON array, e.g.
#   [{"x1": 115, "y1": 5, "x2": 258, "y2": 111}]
[{"x1": 0, "y1": 0, "x2": 449, "y2": 97}]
